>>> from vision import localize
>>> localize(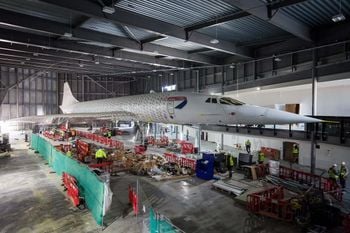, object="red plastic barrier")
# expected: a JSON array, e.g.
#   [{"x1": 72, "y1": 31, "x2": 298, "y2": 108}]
[
  {"x1": 279, "y1": 165, "x2": 343, "y2": 201},
  {"x1": 179, "y1": 157, "x2": 196, "y2": 170},
  {"x1": 128, "y1": 185, "x2": 139, "y2": 215},
  {"x1": 164, "y1": 152, "x2": 196, "y2": 170},
  {"x1": 134, "y1": 145, "x2": 146, "y2": 154},
  {"x1": 89, "y1": 161, "x2": 113, "y2": 172},
  {"x1": 247, "y1": 186, "x2": 292, "y2": 221},
  {"x1": 181, "y1": 142, "x2": 194, "y2": 154},
  {"x1": 76, "y1": 130, "x2": 124, "y2": 150},
  {"x1": 62, "y1": 172, "x2": 80, "y2": 207}
]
